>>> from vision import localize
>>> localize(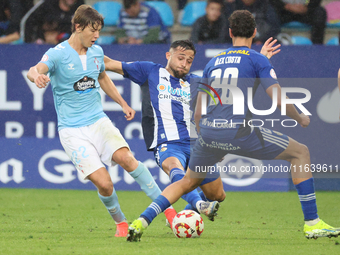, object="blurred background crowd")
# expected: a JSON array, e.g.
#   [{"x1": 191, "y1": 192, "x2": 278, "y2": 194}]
[{"x1": 0, "y1": 0, "x2": 339, "y2": 45}]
